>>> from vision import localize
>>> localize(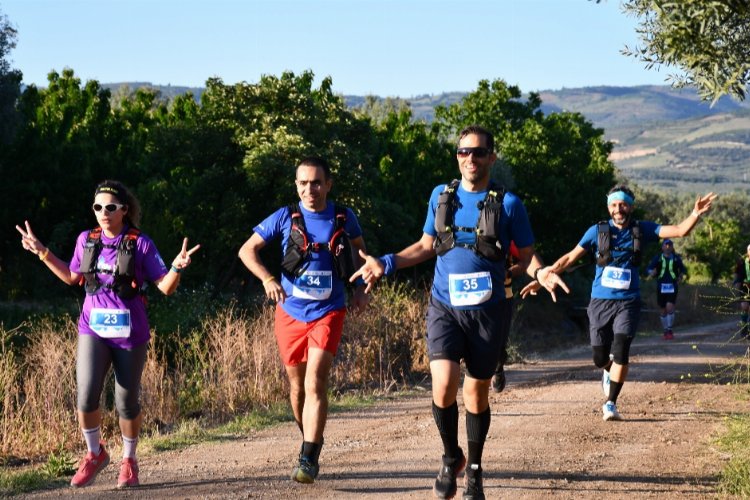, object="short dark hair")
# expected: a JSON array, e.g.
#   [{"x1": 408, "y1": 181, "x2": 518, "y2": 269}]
[
  {"x1": 458, "y1": 125, "x2": 494, "y2": 152},
  {"x1": 298, "y1": 156, "x2": 331, "y2": 180},
  {"x1": 607, "y1": 184, "x2": 635, "y2": 202}
]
